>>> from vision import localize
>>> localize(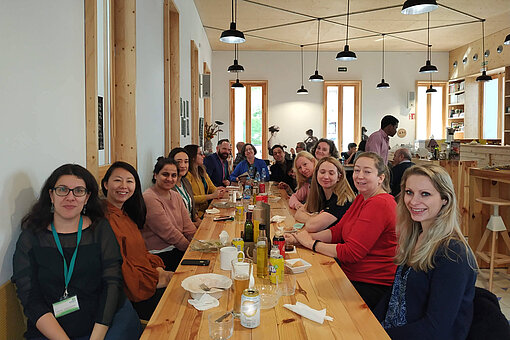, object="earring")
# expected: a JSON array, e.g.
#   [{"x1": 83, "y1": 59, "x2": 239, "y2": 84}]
[
  {"x1": 50, "y1": 203, "x2": 54, "y2": 213},
  {"x1": 82, "y1": 204, "x2": 87, "y2": 215}
]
